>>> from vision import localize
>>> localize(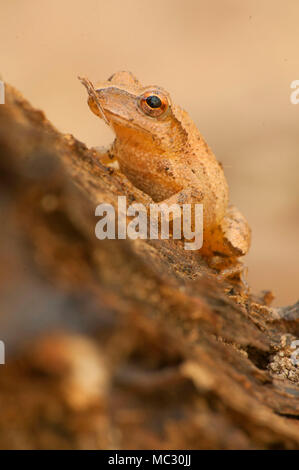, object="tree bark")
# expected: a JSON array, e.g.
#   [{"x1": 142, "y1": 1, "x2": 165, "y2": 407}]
[{"x1": 0, "y1": 83, "x2": 298, "y2": 450}]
